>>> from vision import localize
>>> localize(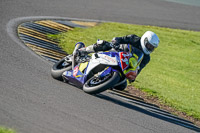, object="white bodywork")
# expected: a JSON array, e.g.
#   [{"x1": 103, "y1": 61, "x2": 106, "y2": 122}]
[{"x1": 85, "y1": 53, "x2": 118, "y2": 75}]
